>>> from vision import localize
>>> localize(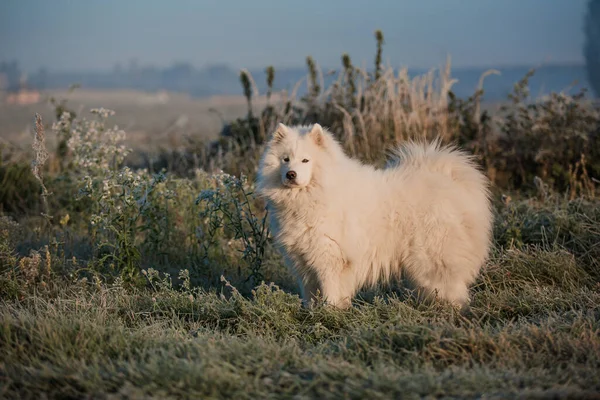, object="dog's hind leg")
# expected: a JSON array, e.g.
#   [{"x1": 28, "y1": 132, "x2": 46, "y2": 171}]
[
  {"x1": 412, "y1": 253, "x2": 479, "y2": 308},
  {"x1": 404, "y1": 253, "x2": 473, "y2": 308}
]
